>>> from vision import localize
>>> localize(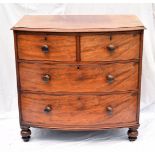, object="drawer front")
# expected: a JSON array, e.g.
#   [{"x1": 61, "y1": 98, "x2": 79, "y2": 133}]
[
  {"x1": 17, "y1": 34, "x2": 76, "y2": 61},
  {"x1": 19, "y1": 62, "x2": 138, "y2": 93},
  {"x1": 81, "y1": 33, "x2": 140, "y2": 61},
  {"x1": 21, "y1": 93, "x2": 137, "y2": 127}
]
